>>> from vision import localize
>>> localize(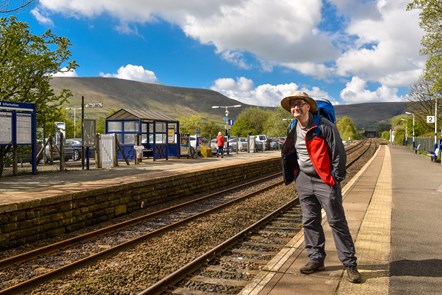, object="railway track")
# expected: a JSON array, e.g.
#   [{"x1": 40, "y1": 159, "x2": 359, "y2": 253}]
[
  {"x1": 138, "y1": 139, "x2": 377, "y2": 295},
  {"x1": 0, "y1": 140, "x2": 377, "y2": 294},
  {"x1": 0, "y1": 174, "x2": 283, "y2": 294},
  {"x1": 142, "y1": 201, "x2": 302, "y2": 295}
]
